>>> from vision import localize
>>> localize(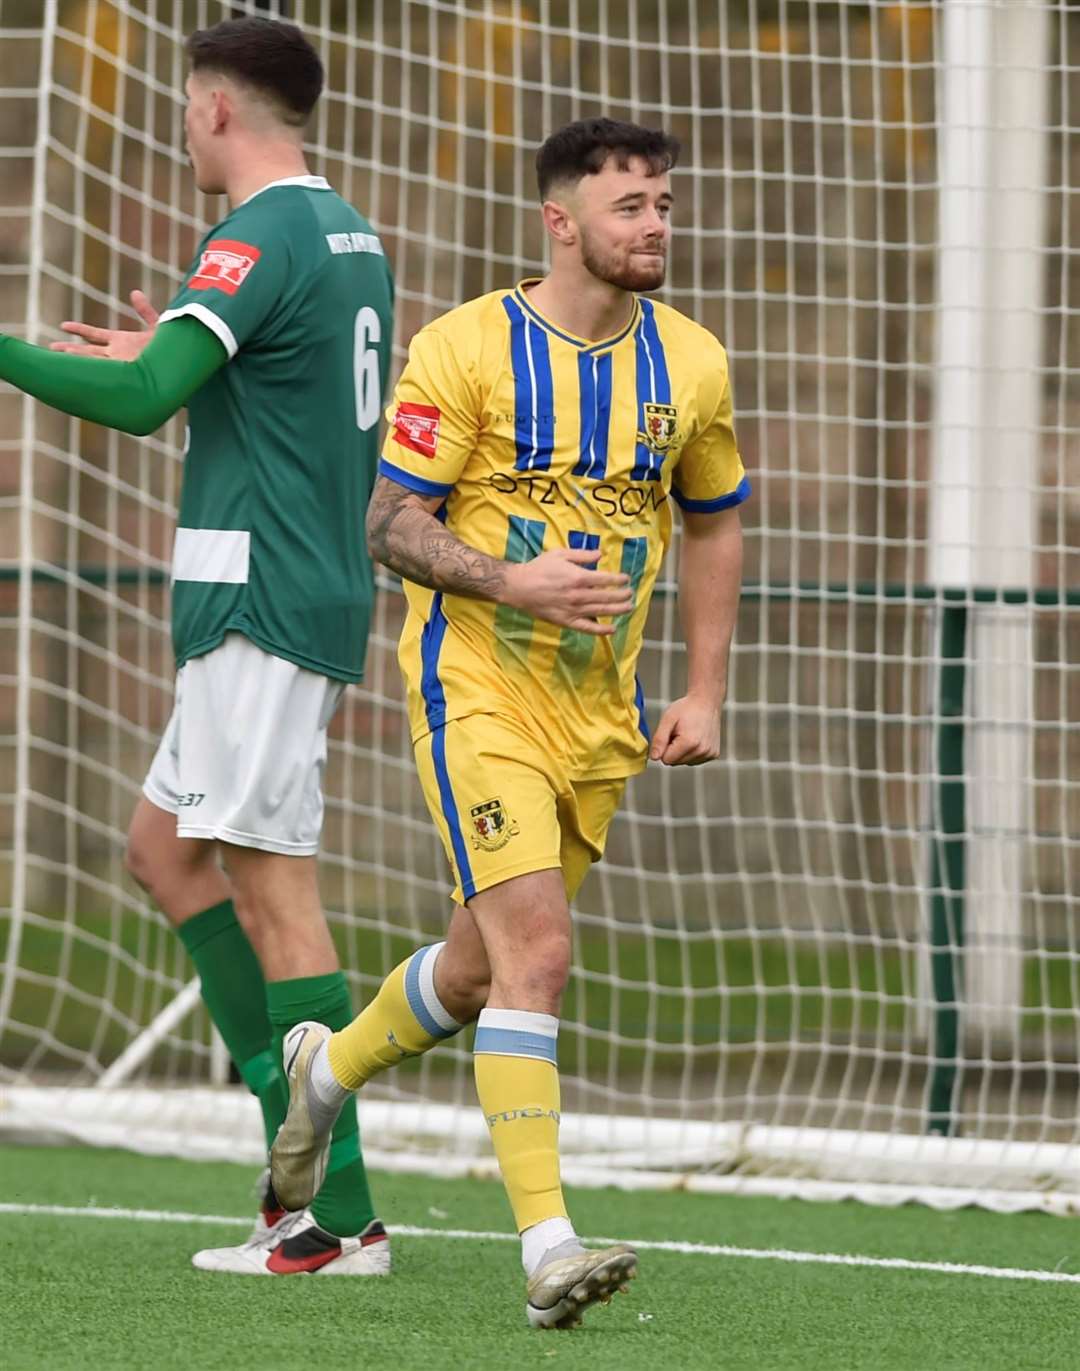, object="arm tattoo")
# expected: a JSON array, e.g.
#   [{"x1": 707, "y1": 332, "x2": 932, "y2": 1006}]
[{"x1": 366, "y1": 478, "x2": 509, "y2": 601}]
